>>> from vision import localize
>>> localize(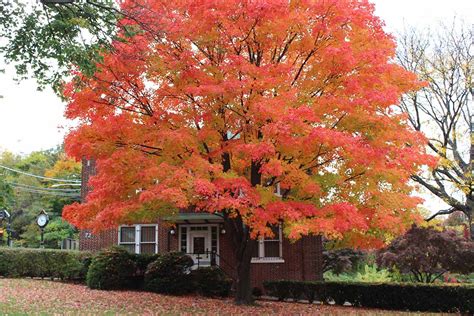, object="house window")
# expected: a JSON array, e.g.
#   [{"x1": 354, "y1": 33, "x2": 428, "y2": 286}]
[
  {"x1": 252, "y1": 225, "x2": 284, "y2": 263},
  {"x1": 118, "y1": 225, "x2": 158, "y2": 254}
]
